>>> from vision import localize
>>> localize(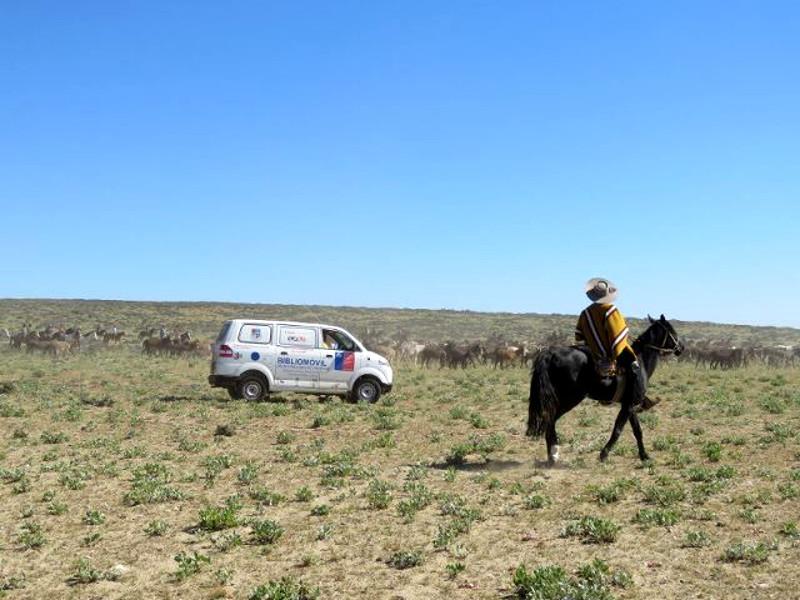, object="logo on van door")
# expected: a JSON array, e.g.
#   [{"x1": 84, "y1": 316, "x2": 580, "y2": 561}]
[{"x1": 334, "y1": 352, "x2": 355, "y2": 372}]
